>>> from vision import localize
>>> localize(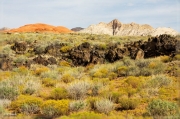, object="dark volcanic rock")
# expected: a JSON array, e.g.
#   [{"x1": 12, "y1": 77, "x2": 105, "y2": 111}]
[
  {"x1": 69, "y1": 42, "x2": 91, "y2": 66},
  {"x1": 142, "y1": 34, "x2": 177, "y2": 58},
  {"x1": 33, "y1": 55, "x2": 57, "y2": 66},
  {"x1": 45, "y1": 43, "x2": 67, "y2": 56},
  {"x1": 91, "y1": 45, "x2": 106, "y2": 64},
  {"x1": 11, "y1": 41, "x2": 27, "y2": 54}
]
